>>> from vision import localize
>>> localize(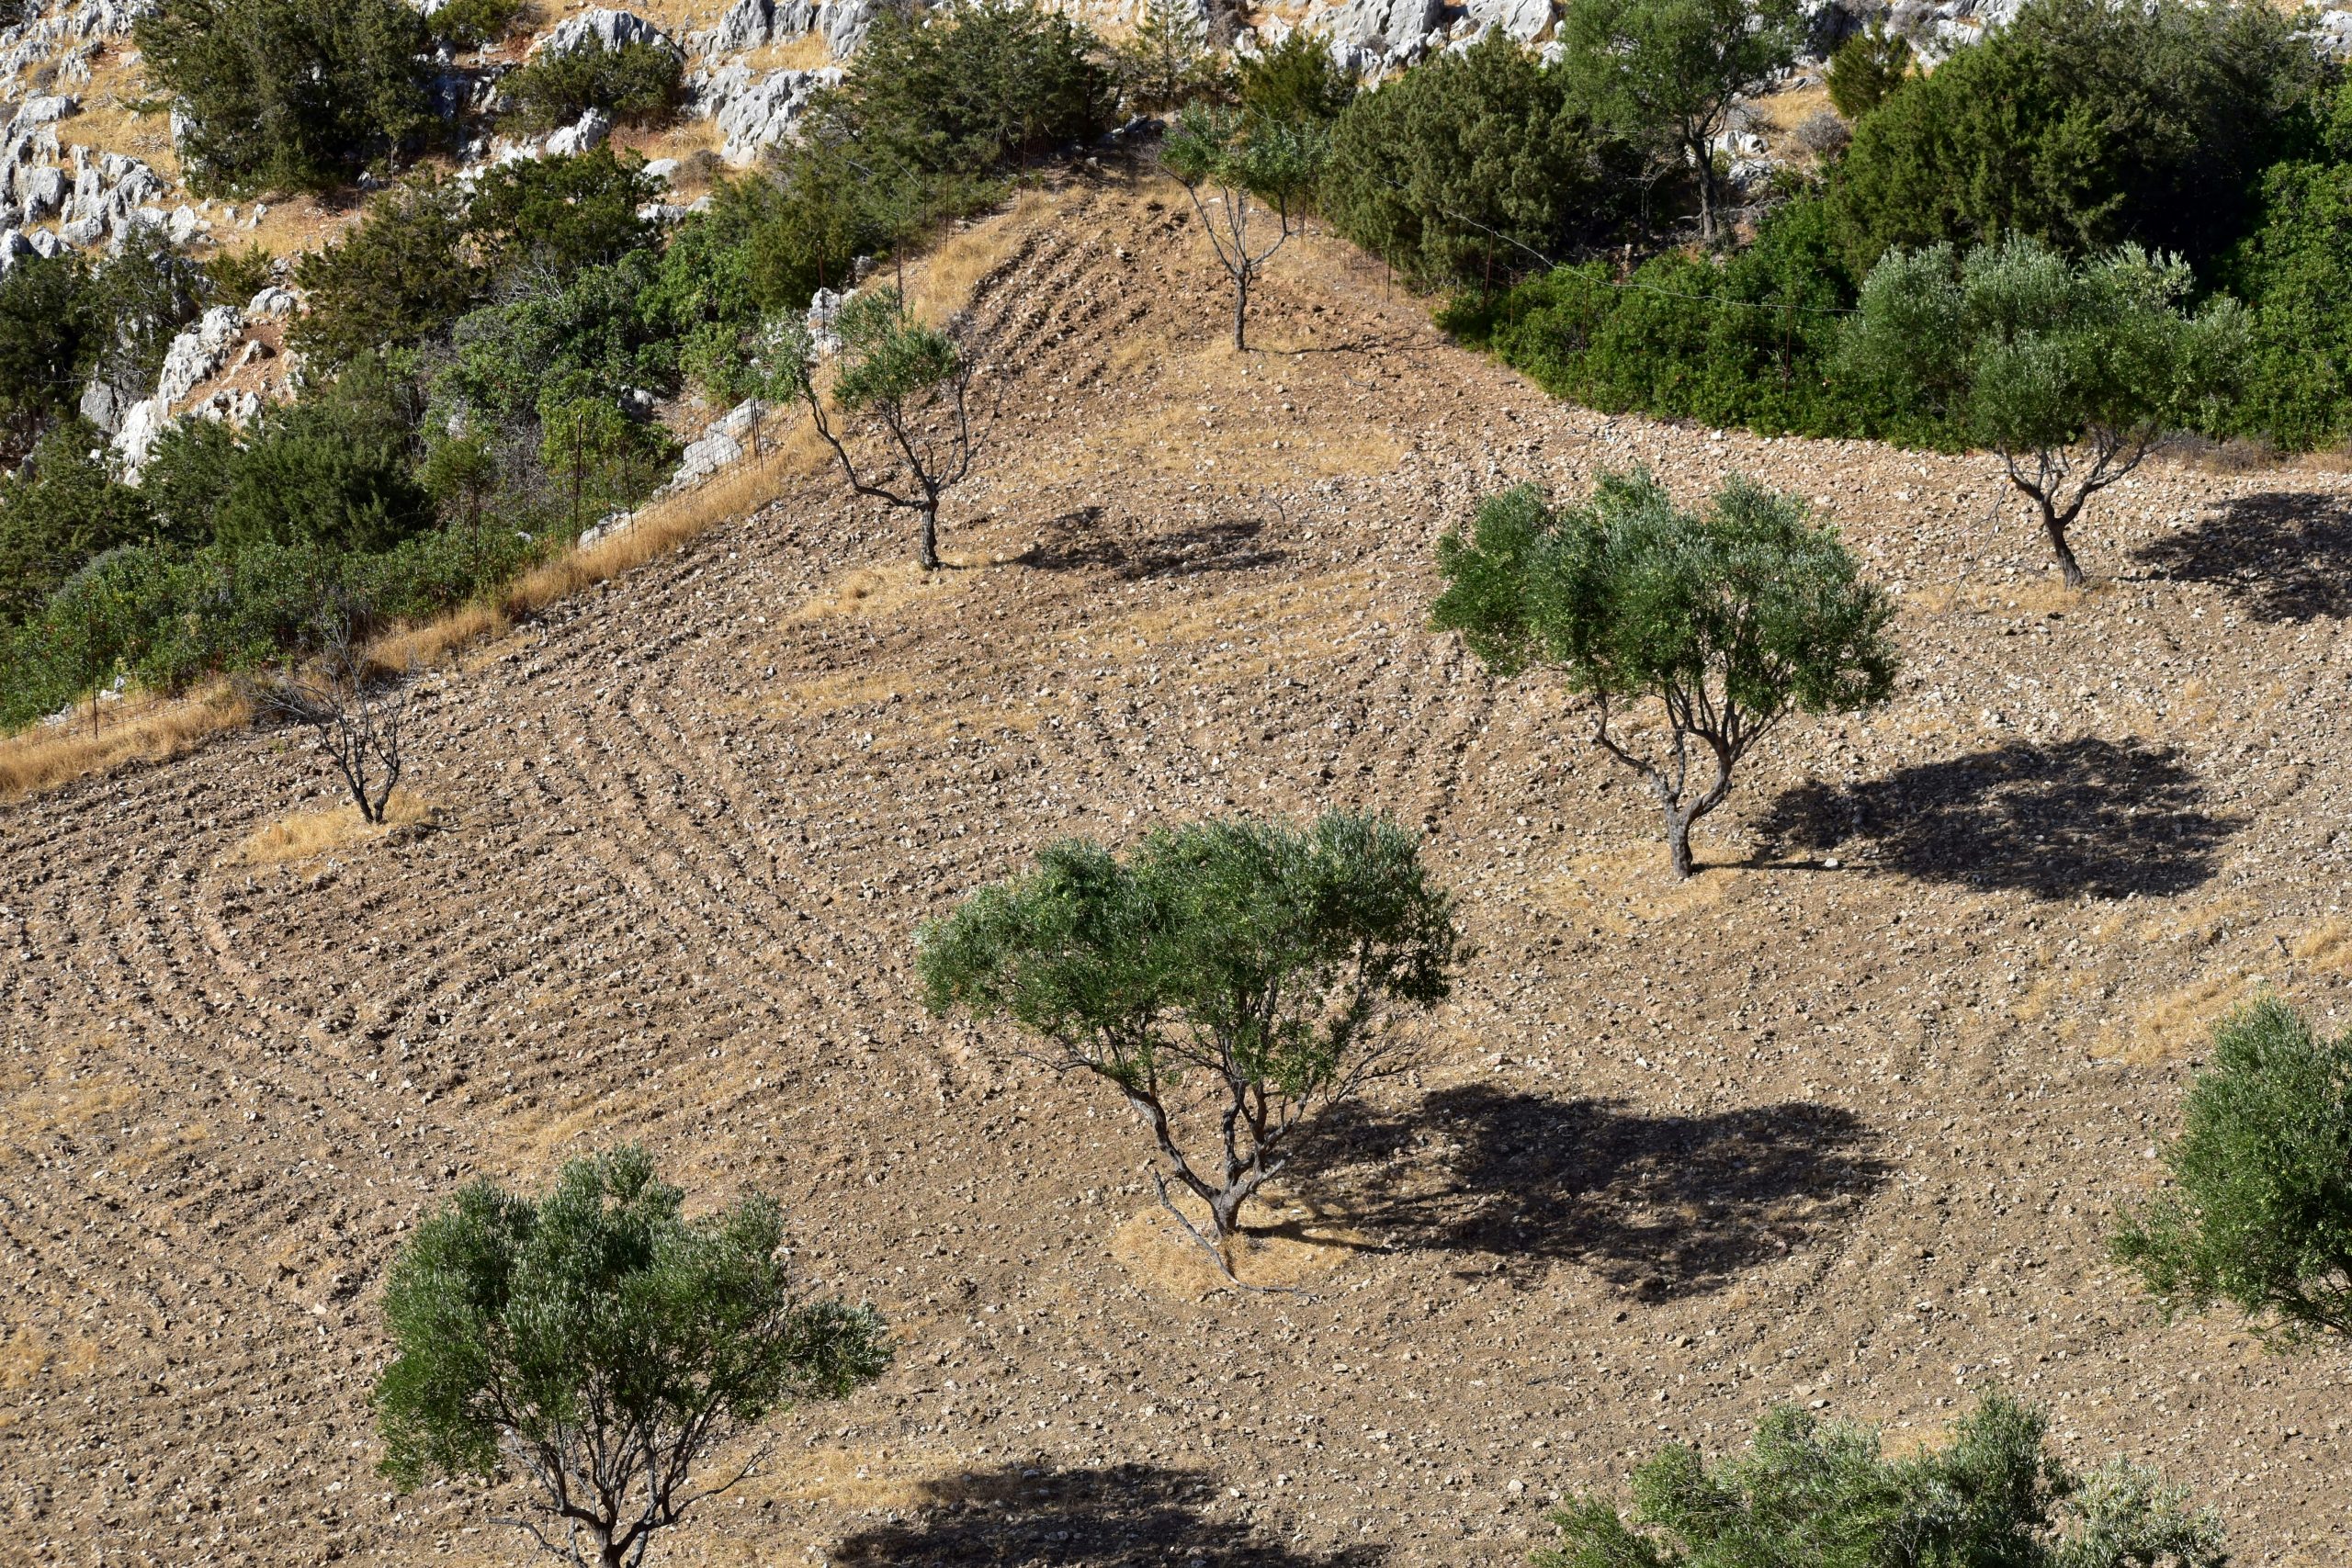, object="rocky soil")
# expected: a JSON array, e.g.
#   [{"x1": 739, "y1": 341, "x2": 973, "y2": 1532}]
[{"x1": 6, "y1": 177, "x2": 2352, "y2": 1566}]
